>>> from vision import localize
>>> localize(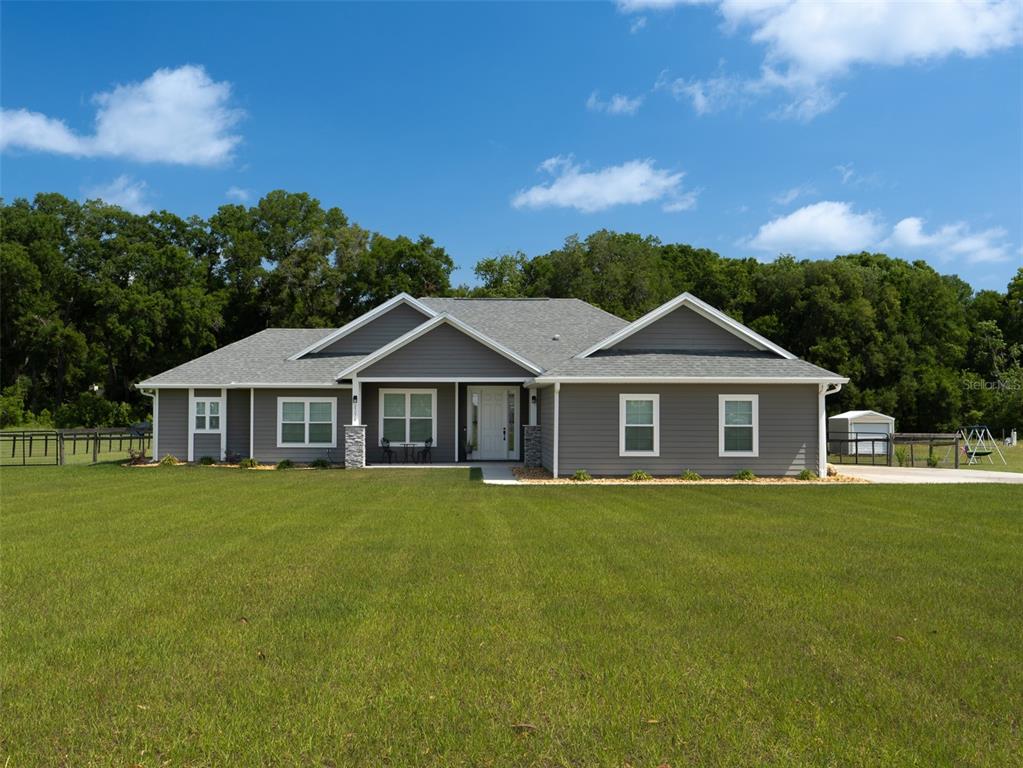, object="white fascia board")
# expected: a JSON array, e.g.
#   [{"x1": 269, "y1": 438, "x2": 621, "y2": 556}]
[
  {"x1": 287, "y1": 293, "x2": 437, "y2": 360},
  {"x1": 356, "y1": 376, "x2": 531, "y2": 383},
  {"x1": 136, "y1": 382, "x2": 353, "y2": 389},
  {"x1": 532, "y1": 375, "x2": 849, "y2": 385},
  {"x1": 576, "y1": 292, "x2": 797, "y2": 360},
  {"x1": 335, "y1": 313, "x2": 544, "y2": 379}
]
